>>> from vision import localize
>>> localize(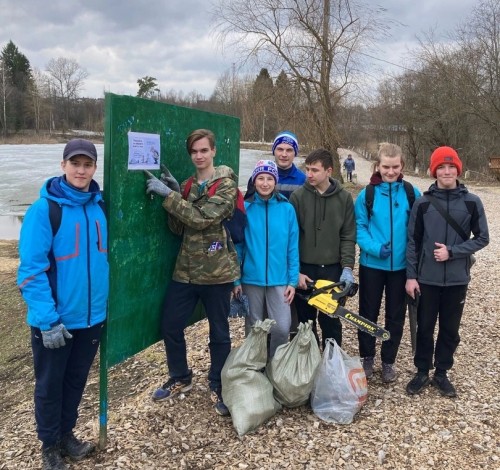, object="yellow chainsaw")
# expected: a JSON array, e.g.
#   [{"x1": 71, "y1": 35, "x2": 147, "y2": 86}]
[{"x1": 298, "y1": 280, "x2": 390, "y2": 341}]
